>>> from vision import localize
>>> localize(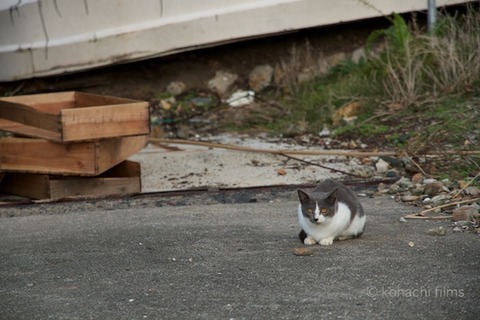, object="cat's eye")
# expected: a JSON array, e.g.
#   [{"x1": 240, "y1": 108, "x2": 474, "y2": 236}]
[
  {"x1": 321, "y1": 208, "x2": 327, "y2": 213},
  {"x1": 307, "y1": 208, "x2": 313, "y2": 214}
]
